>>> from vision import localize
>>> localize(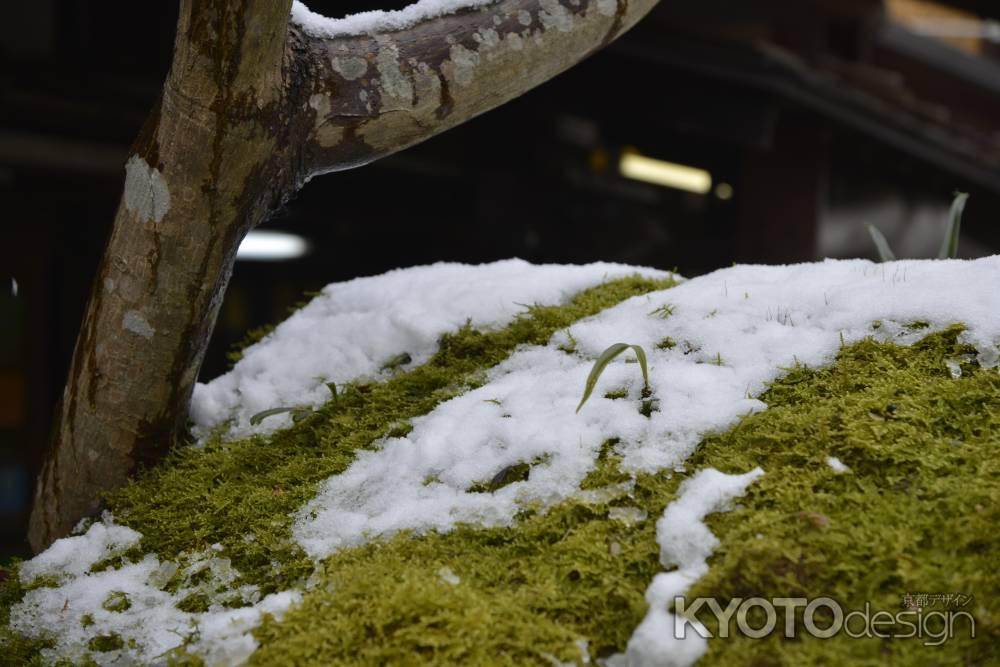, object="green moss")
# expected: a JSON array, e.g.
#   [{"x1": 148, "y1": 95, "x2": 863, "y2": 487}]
[
  {"x1": 7, "y1": 269, "x2": 997, "y2": 666},
  {"x1": 176, "y1": 593, "x2": 211, "y2": 614},
  {"x1": 0, "y1": 567, "x2": 51, "y2": 666},
  {"x1": 87, "y1": 634, "x2": 124, "y2": 652},
  {"x1": 22, "y1": 575, "x2": 59, "y2": 591},
  {"x1": 251, "y1": 461, "x2": 677, "y2": 665},
  {"x1": 249, "y1": 327, "x2": 998, "y2": 665},
  {"x1": 381, "y1": 352, "x2": 413, "y2": 372},
  {"x1": 656, "y1": 337, "x2": 677, "y2": 351},
  {"x1": 685, "y1": 326, "x2": 1000, "y2": 666},
  {"x1": 579, "y1": 439, "x2": 630, "y2": 491},
  {"x1": 468, "y1": 456, "x2": 552, "y2": 494},
  {"x1": 101, "y1": 591, "x2": 130, "y2": 613},
  {"x1": 103, "y1": 275, "x2": 675, "y2": 599}
]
